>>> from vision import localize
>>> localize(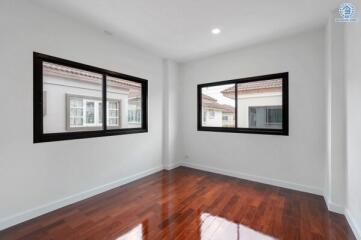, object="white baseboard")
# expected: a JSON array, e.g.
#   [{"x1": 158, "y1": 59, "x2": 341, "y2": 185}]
[
  {"x1": 327, "y1": 202, "x2": 345, "y2": 214},
  {"x1": 0, "y1": 166, "x2": 163, "y2": 231},
  {"x1": 345, "y1": 209, "x2": 361, "y2": 240},
  {"x1": 181, "y1": 162, "x2": 323, "y2": 195},
  {"x1": 324, "y1": 197, "x2": 345, "y2": 214},
  {"x1": 164, "y1": 162, "x2": 181, "y2": 170}
]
